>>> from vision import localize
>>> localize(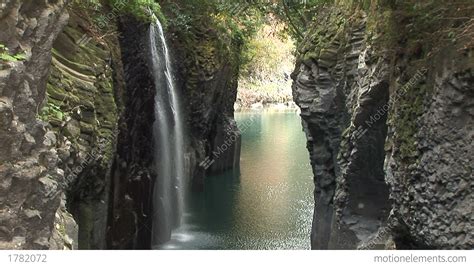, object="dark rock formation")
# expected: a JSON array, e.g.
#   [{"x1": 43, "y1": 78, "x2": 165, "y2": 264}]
[
  {"x1": 169, "y1": 23, "x2": 242, "y2": 190},
  {"x1": 0, "y1": 0, "x2": 70, "y2": 249},
  {"x1": 0, "y1": 0, "x2": 241, "y2": 251},
  {"x1": 386, "y1": 41, "x2": 473, "y2": 250},
  {"x1": 292, "y1": 9, "x2": 390, "y2": 249},
  {"x1": 106, "y1": 15, "x2": 243, "y2": 248},
  {"x1": 45, "y1": 5, "x2": 123, "y2": 249},
  {"x1": 293, "y1": 3, "x2": 473, "y2": 249},
  {"x1": 106, "y1": 16, "x2": 156, "y2": 250}
]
